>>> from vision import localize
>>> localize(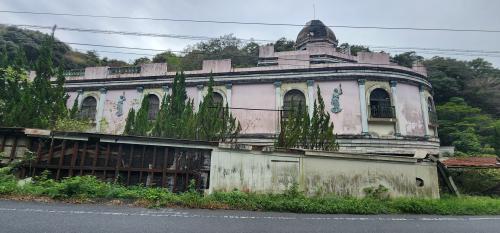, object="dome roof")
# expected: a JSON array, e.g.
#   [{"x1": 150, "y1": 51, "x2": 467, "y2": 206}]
[{"x1": 296, "y1": 20, "x2": 338, "y2": 49}]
